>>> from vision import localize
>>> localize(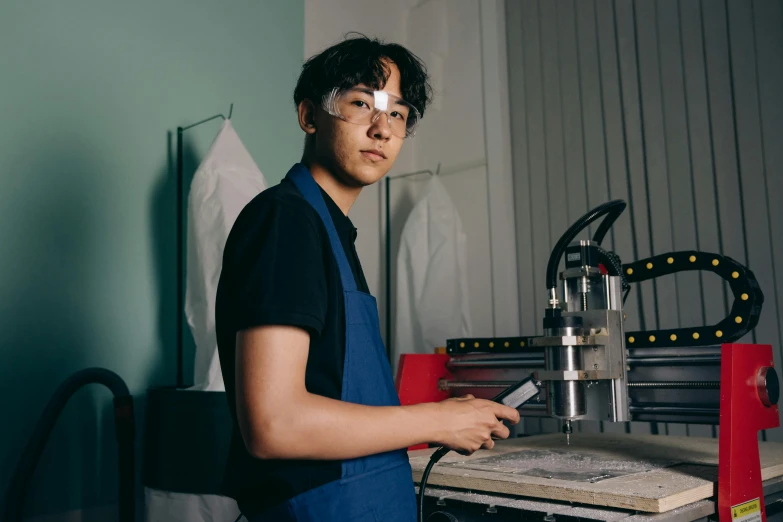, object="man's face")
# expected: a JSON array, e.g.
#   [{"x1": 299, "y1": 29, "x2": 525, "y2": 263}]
[{"x1": 310, "y1": 61, "x2": 405, "y2": 187}]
